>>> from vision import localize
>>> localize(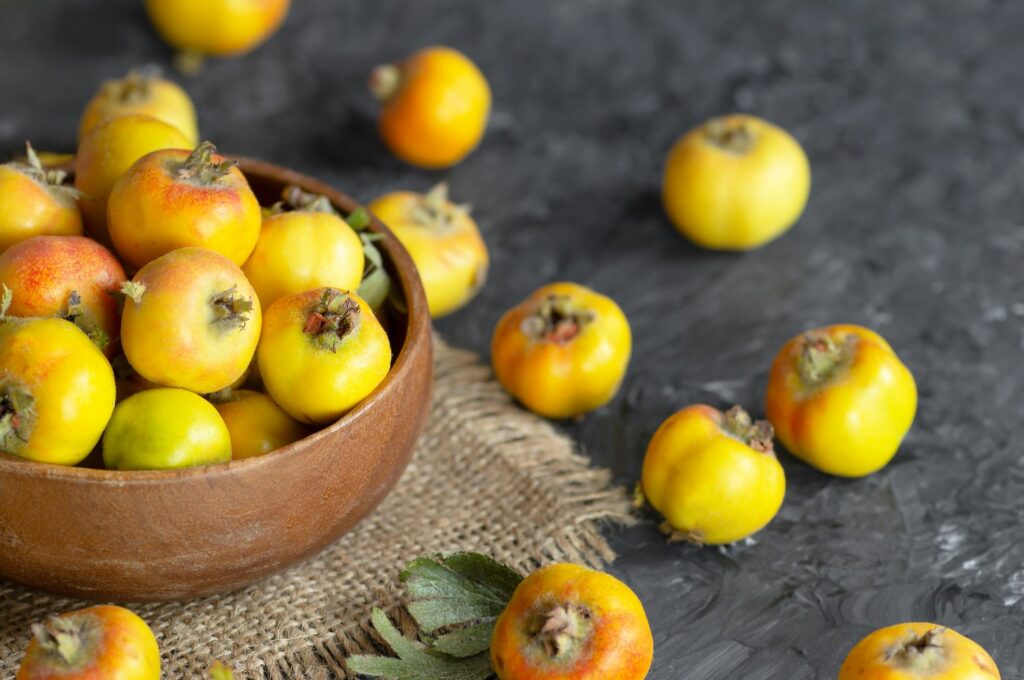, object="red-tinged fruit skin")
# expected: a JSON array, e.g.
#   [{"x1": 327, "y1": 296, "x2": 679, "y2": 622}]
[
  {"x1": 16, "y1": 605, "x2": 160, "y2": 680},
  {"x1": 120, "y1": 247, "x2": 261, "y2": 394},
  {"x1": 491, "y1": 563, "x2": 653, "y2": 680},
  {"x1": 0, "y1": 235, "x2": 126, "y2": 355},
  {"x1": 107, "y1": 142, "x2": 261, "y2": 270}
]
